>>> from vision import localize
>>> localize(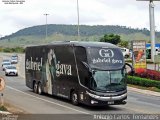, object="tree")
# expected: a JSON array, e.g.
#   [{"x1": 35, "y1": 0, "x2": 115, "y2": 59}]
[
  {"x1": 100, "y1": 34, "x2": 121, "y2": 45},
  {"x1": 118, "y1": 40, "x2": 129, "y2": 48}
]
